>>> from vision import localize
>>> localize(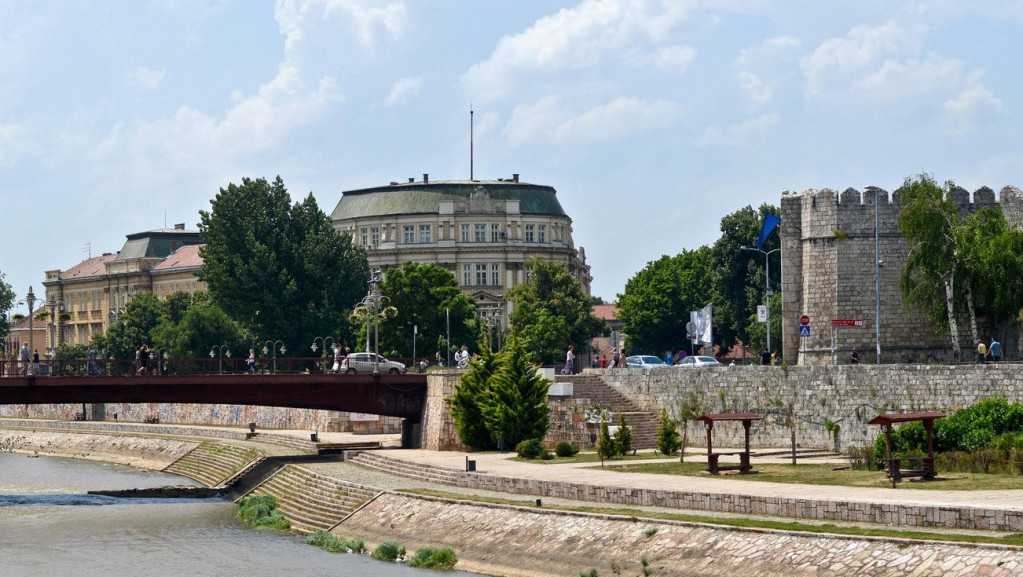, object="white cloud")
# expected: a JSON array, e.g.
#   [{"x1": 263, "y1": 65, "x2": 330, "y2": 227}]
[
  {"x1": 504, "y1": 95, "x2": 682, "y2": 147},
  {"x1": 732, "y1": 36, "x2": 800, "y2": 108},
  {"x1": 462, "y1": 0, "x2": 696, "y2": 102},
  {"x1": 941, "y1": 71, "x2": 1006, "y2": 135},
  {"x1": 276, "y1": 0, "x2": 407, "y2": 54},
  {"x1": 696, "y1": 113, "x2": 779, "y2": 148},
  {"x1": 124, "y1": 66, "x2": 166, "y2": 90},
  {"x1": 382, "y1": 76, "x2": 421, "y2": 106},
  {"x1": 650, "y1": 44, "x2": 696, "y2": 71}
]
